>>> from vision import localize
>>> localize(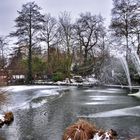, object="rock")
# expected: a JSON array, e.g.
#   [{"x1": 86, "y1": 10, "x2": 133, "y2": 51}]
[
  {"x1": 0, "y1": 119, "x2": 4, "y2": 127},
  {"x1": 4, "y1": 112, "x2": 14, "y2": 124},
  {"x1": 0, "y1": 111, "x2": 14, "y2": 127}
]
